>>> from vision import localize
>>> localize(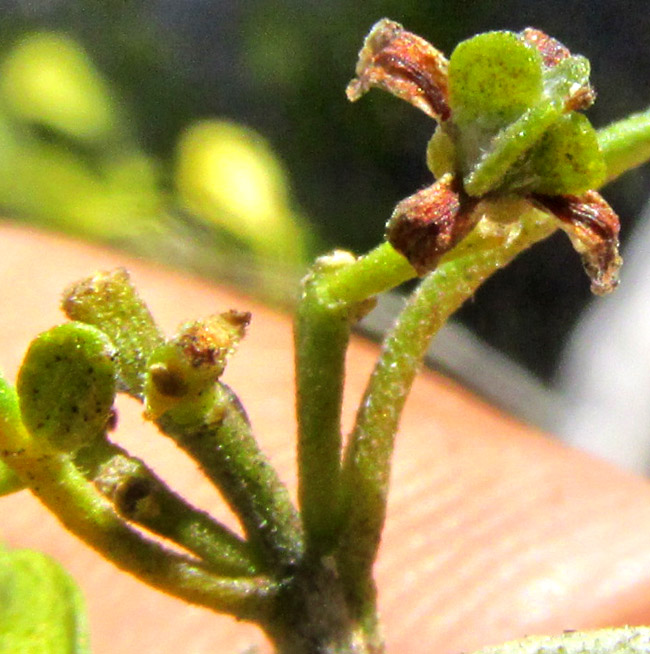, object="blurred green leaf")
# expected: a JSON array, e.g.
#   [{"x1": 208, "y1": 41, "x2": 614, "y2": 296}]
[
  {"x1": 0, "y1": 32, "x2": 118, "y2": 142},
  {"x1": 0, "y1": 546, "x2": 89, "y2": 653},
  {"x1": 176, "y1": 119, "x2": 309, "y2": 264}
]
